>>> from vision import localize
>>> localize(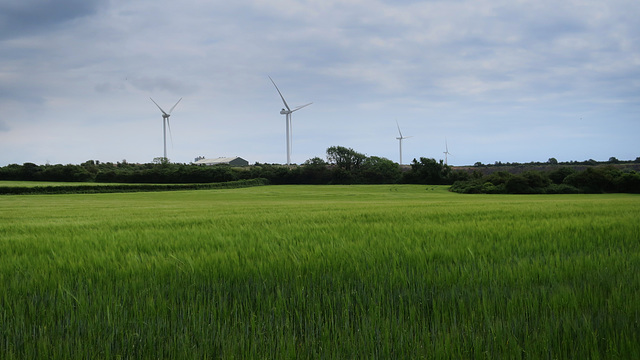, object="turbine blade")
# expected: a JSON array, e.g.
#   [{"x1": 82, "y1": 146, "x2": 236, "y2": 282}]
[
  {"x1": 396, "y1": 120, "x2": 403, "y2": 138},
  {"x1": 269, "y1": 76, "x2": 291, "y2": 111},
  {"x1": 291, "y1": 102, "x2": 312, "y2": 112},
  {"x1": 150, "y1": 97, "x2": 168, "y2": 115},
  {"x1": 168, "y1": 97, "x2": 182, "y2": 114},
  {"x1": 167, "y1": 118, "x2": 174, "y2": 149}
]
